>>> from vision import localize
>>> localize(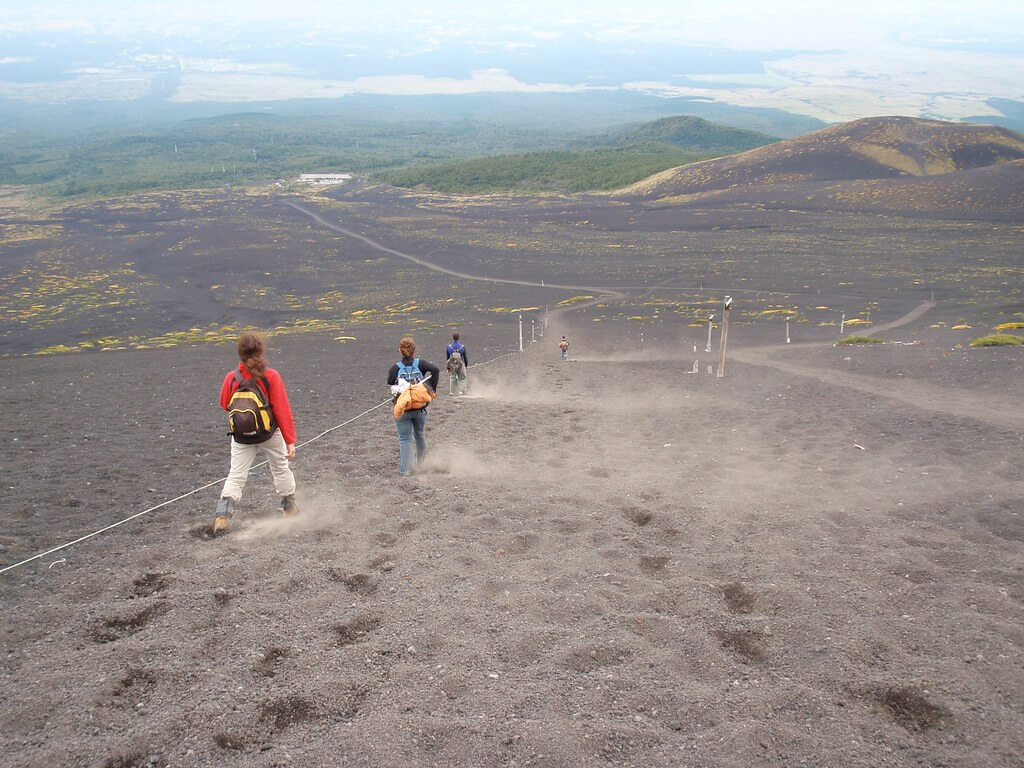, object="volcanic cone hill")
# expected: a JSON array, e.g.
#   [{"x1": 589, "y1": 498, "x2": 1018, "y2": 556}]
[
  {"x1": 584, "y1": 115, "x2": 777, "y2": 154},
  {"x1": 620, "y1": 116, "x2": 1024, "y2": 211}
]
